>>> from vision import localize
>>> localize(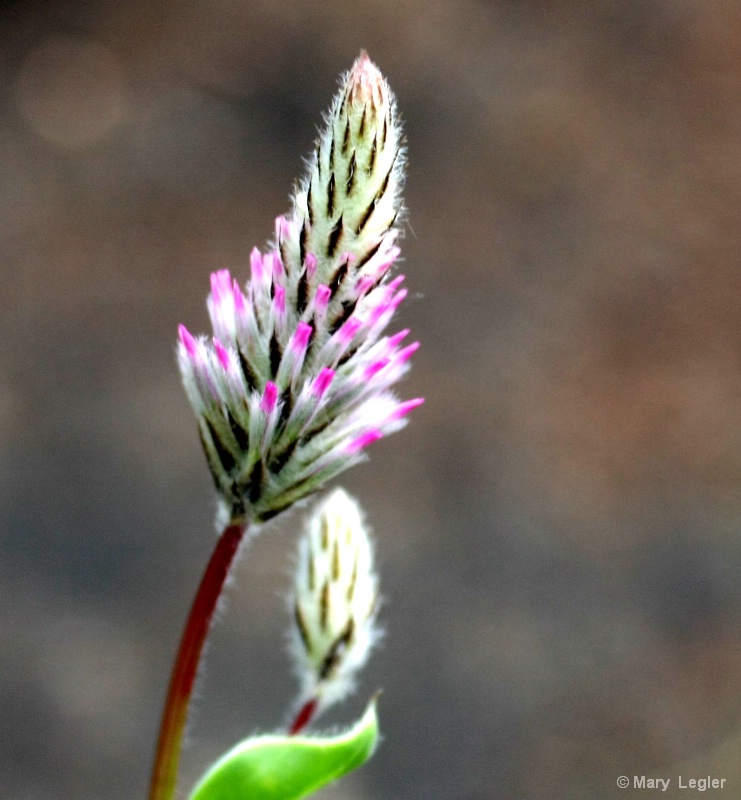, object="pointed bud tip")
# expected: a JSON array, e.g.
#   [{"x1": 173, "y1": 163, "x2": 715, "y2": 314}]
[
  {"x1": 347, "y1": 50, "x2": 385, "y2": 105},
  {"x1": 347, "y1": 429, "x2": 383, "y2": 455},
  {"x1": 213, "y1": 337, "x2": 231, "y2": 370},
  {"x1": 178, "y1": 324, "x2": 197, "y2": 357},
  {"x1": 261, "y1": 381, "x2": 279, "y2": 414}
]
